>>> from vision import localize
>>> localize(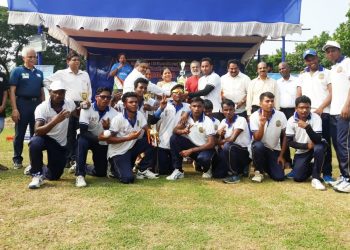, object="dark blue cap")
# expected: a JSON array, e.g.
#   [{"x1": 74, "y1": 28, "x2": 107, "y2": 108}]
[{"x1": 303, "y1": 49, "x2": 317, "y2": 59}]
